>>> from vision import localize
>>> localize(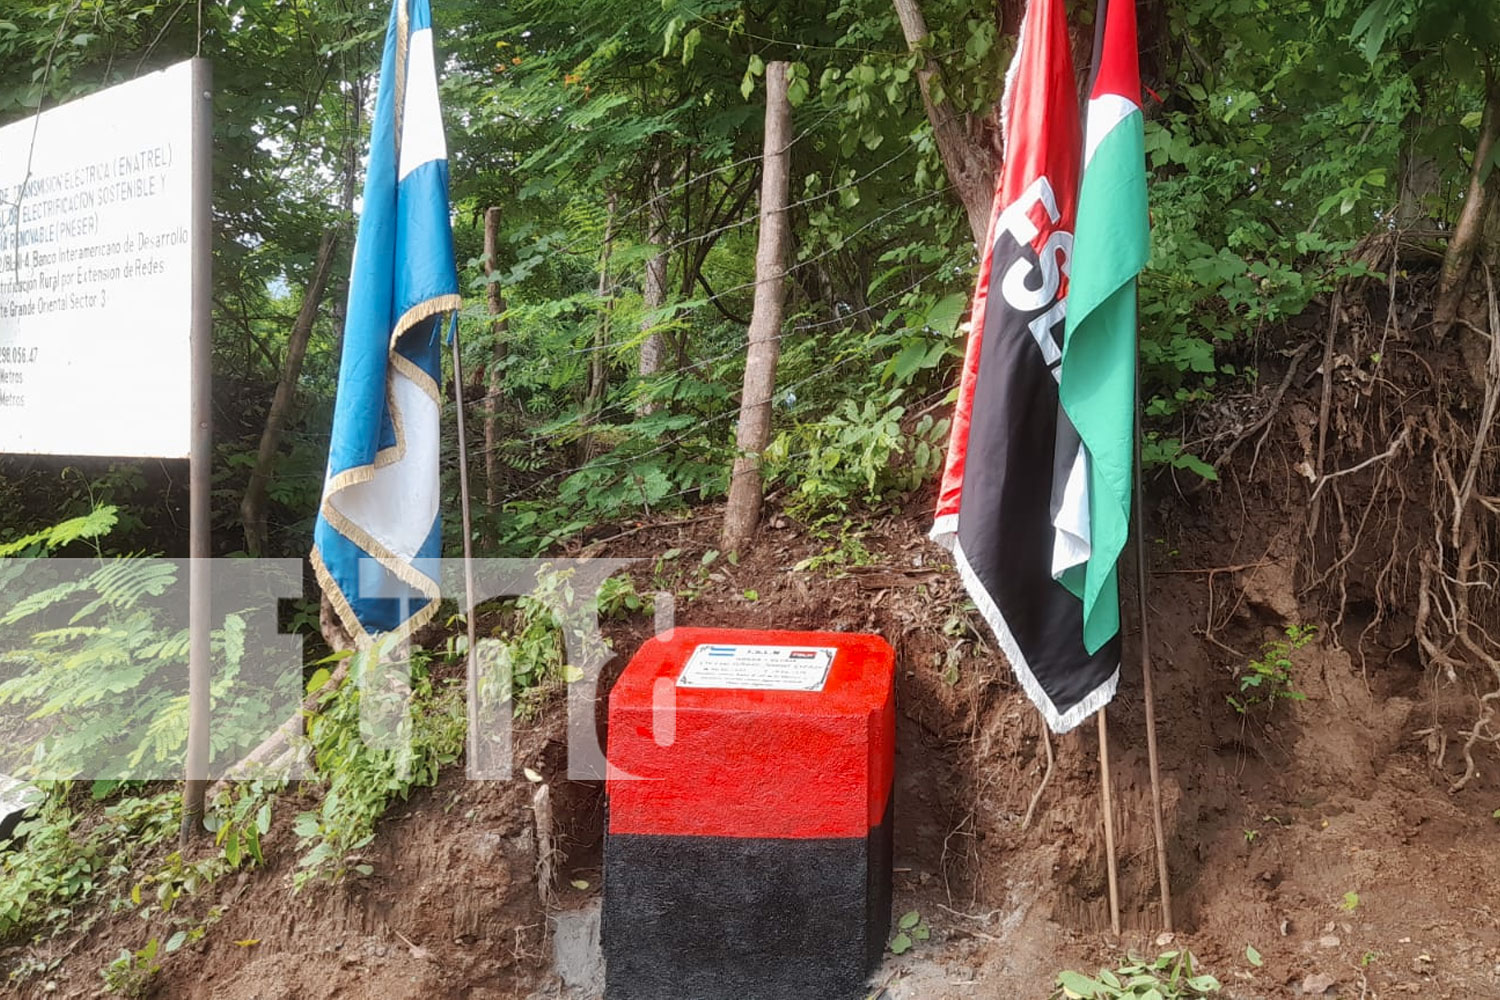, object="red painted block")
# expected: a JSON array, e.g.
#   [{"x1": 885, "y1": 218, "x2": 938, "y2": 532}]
[
  {"x1": 605, "y1": 627, "x2": 897, "y2": 1000},
  {"x1": 606, "y1": 627, "x2": 896, "y2": 839}
]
